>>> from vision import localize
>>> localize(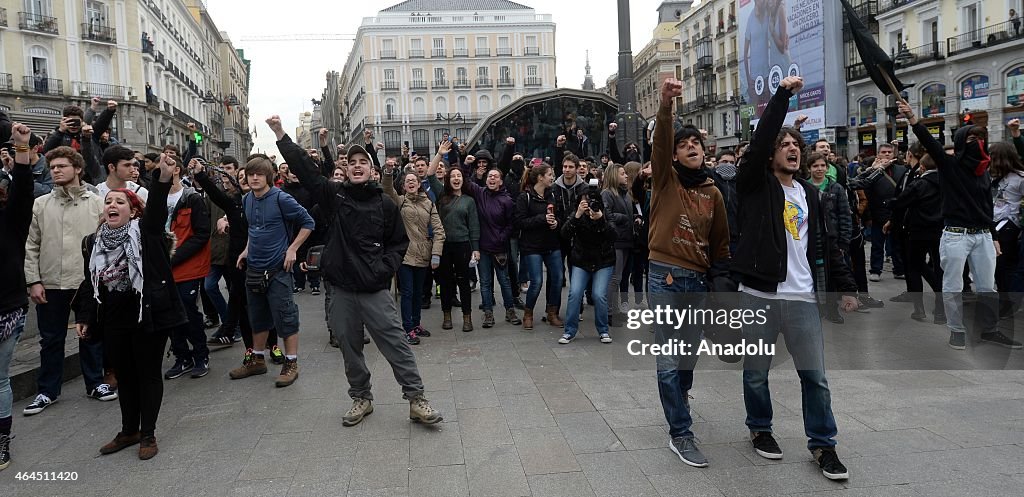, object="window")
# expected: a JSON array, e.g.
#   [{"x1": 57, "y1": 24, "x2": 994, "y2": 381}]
[
  {"x1": 456, "y1": 67, "x2": 468, "y2": 81},
  {"x1": 498, "y1": 36, "x2": 509, "y2": 49},
  {"x1": 24, "y1": 0, "x2": 52, "y2": 16},
  {"x1": 457, "y1": 95, "x2": 469, "y2": 113},
  {"x1": 434, "y1": 67, "x2": 445, "y2": 82},
  {"x1": 432, "y1": 38, "x2": 445, "y2": 56},
  {"x1": 500, "y1": 94, "x2": 512, "y2": 106},
  {"x1": 85, "y1": 0, "x2": 108, "y2": 28},
  {"x1": 435, "y1": 96, "x2": 448, "y2": 113},
  {"x1": 29, "y1": 45, "x2": 50, "y2": 79},
  {"x1": 412, "y1": 129, "x2": 429, "y2": 152},
  {"x1": 477, "y1": 66, "x2": 489, "y2": 79},
  {"x1": 383, "y1": 130, "x2": 402, "y2": 156},
  {"x1": 499, "y1": 66, "x2": 511, "y2": 80},
  {"x1": 527, "y1": 65, "x2": 537, "y2": 77},
  {"x1": 411, "y1": 38, "x2": 422, "y2": 50},
  {"x1": 412, "y1": 68, "x2": 423, "y2": 81},
  {"x1": 88, "y1": 54, "x2": 110, "y2": 84},
  {"x1": 479, "y1": 94, "x2": 491, "y2": 112},
  {"x1": 413, "y1": 97, "x2": 425, "y2": 115},
  {"x1": 526, "y1": 35, "x2": 537, "y2": 48},
  {"x1": 455, "y1": 38, "x2": 466, "y2": 49},
  {"x1": 385, "y1": 98, "x2": 397, "y2": 120},
  {"x1": 384, "y1": 68, "x2": 395, "y2": 82}
]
